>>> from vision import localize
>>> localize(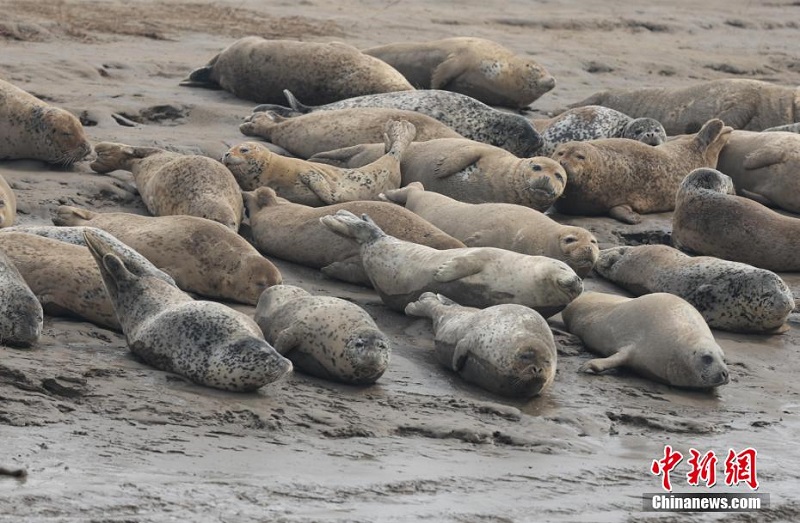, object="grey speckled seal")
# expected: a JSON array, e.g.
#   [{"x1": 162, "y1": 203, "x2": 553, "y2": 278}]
[
  {"x1": 83, "y1": 229, "x2": 292, "y2": 392},
  {"x1": 254, "y1": 285, "x2": 390, "y2": 385},
  {"x1": 319, "y1": 210, "x2": 583, "y2": 317},
  {"x1": 535, "y1": 106, "x2": 666, "y2": 156},
  {"x1": 0, "y1": 250, "x2": 43, "y2": 347},
  {"x1": 253, "y1": 89, "x2": 543, "y2": 157},
  {"x1": 596, "y1": 245, "x2": 794, "y2": 334},
  {"x1": 406, "y1": 292, "x2": 556, "y2": 398}
]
